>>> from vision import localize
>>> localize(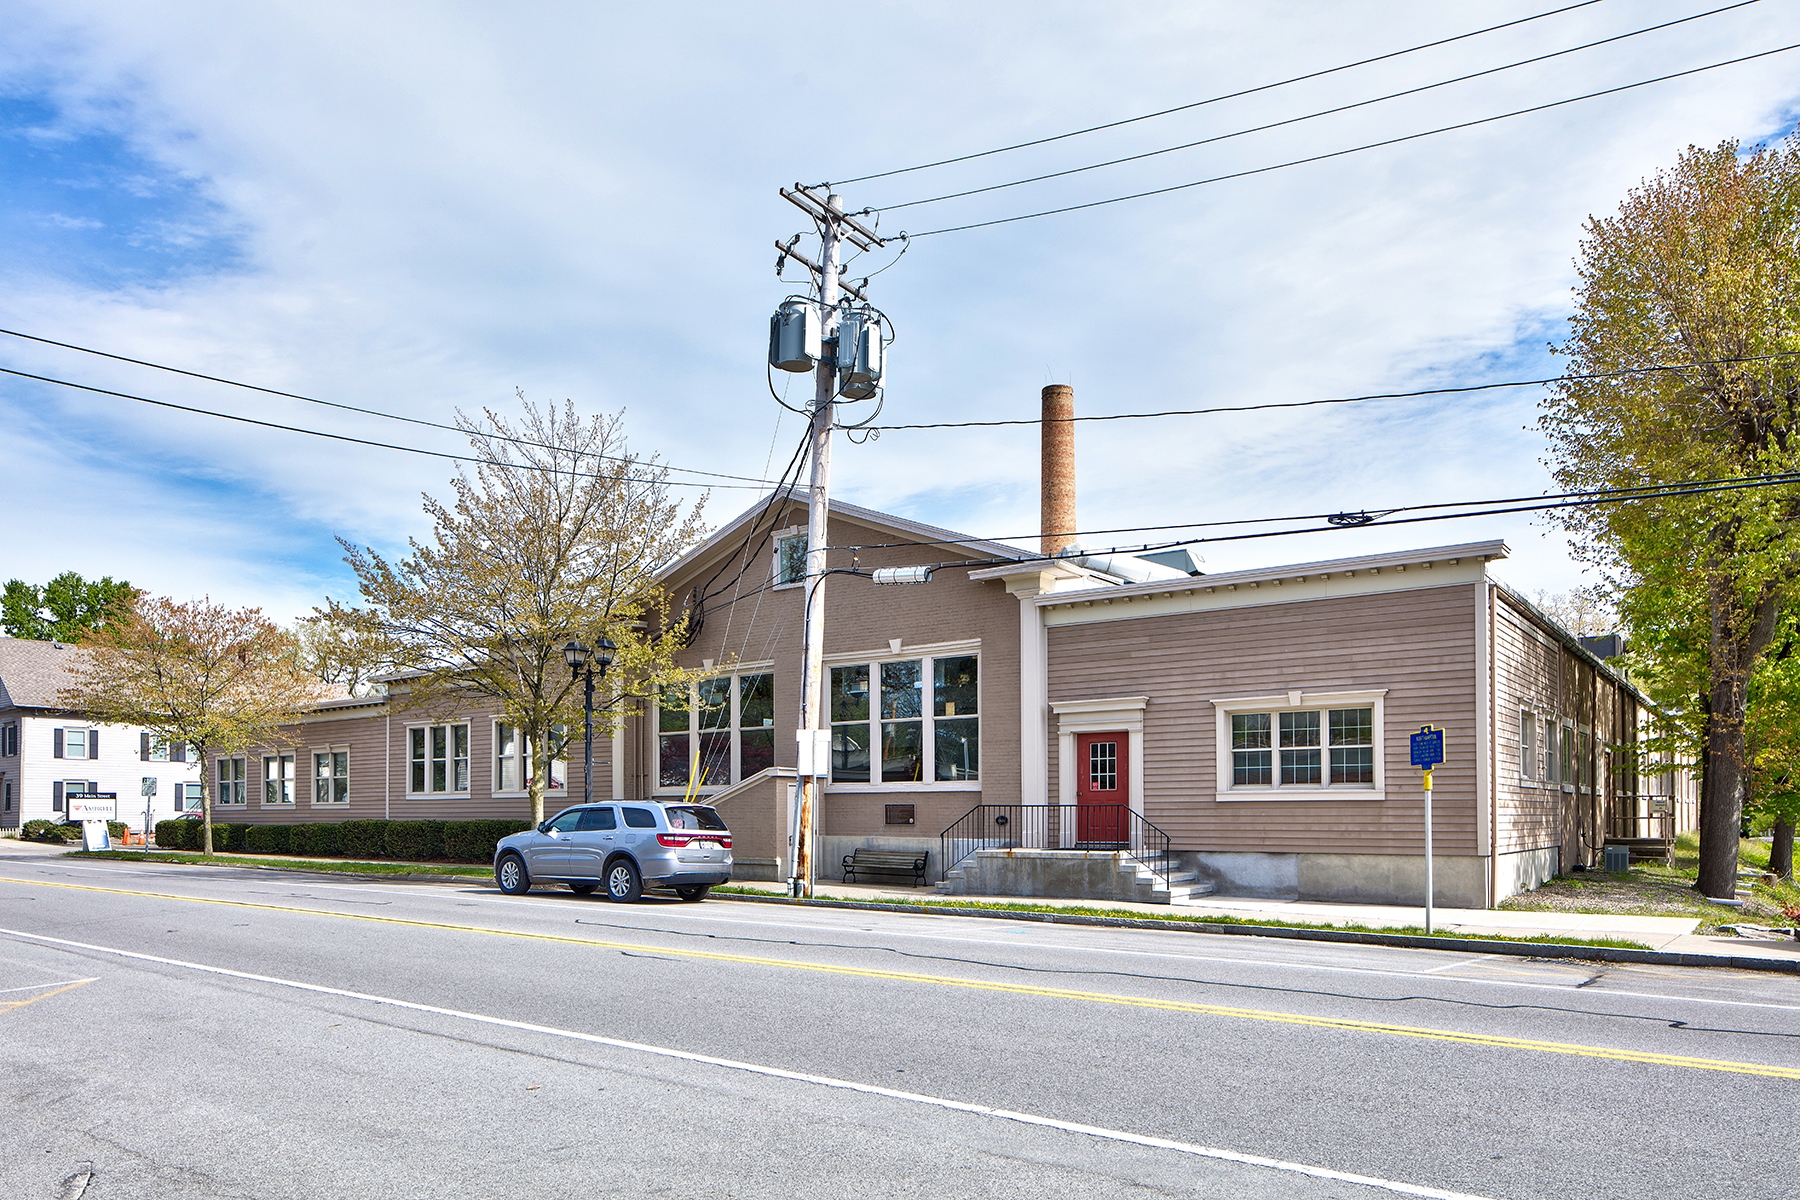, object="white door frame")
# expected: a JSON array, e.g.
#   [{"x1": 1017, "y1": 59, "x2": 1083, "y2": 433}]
[{"x1": 1051, "y1": 697, "x2": 1147, "y2": 848}]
